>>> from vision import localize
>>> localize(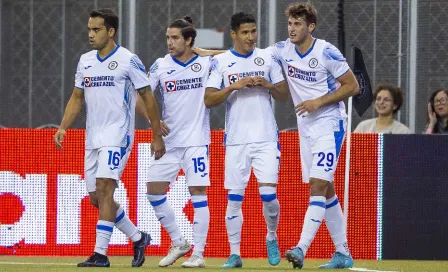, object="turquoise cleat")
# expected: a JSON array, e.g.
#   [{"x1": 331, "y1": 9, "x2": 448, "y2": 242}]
[
  {"x1": 266, "y1": 239, "x2": 281, "y2": 266},
  {"x1": 318, "y1": 252, "x2": 354, "y2": 269},
  {"x1": 285, "y1": 247, "x2": 304, "y2": 269},
  {"x1": 221, "y1": 254, "x2": 243, "y2": 268}
]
